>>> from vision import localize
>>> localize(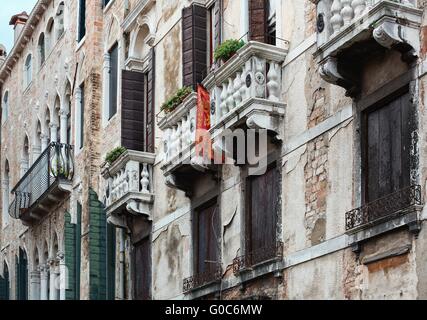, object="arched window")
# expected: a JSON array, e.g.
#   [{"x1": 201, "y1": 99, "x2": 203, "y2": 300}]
[
  {"x1": 17, "y1": 248, "x2": 28, "y2": 300},
  {"x1": 53, "y1": 96, "x2": 61, "y2": 143},
  {"x1": 24, "y1": 54, "x2": 32, "y2": 88},
  {"x1": 1, "y1": 261, "x2": 10, "y2": 300},
  {"x1": 2, "y1": 91, "x2": 9, "y2": 124},
  {"x1": 38, "y1": 33, "x2": 46, "y2": 67},
  {"x1": 34, "y1": 120, "x2": 42, "y2": 160},
  {"x1": 46, "y1": 18, "x2": 55, "y2": 53},
  {"x1": 2, "y1": 160, "x2": 10, "y2": 227},
  {"x1": 56, "y1": 2, "x2": 65, "y2": 40},
  {"x1": 44, "y1": 109, "x2": 51, "y2": 145}
]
